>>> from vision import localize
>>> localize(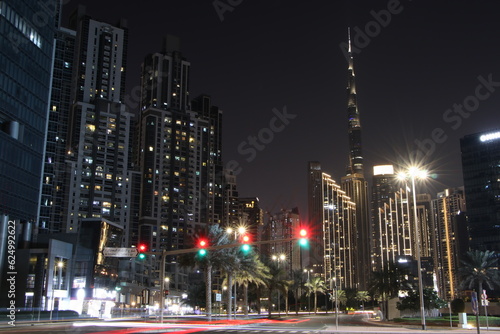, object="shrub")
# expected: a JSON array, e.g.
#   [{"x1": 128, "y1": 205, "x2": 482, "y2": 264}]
[{"x1": 450, "y1": 298, "x2": 465, "y2": 313}]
